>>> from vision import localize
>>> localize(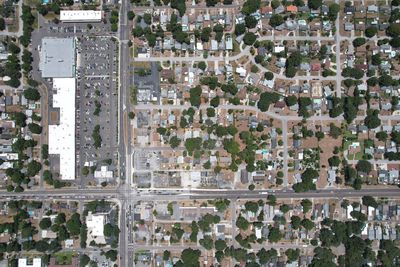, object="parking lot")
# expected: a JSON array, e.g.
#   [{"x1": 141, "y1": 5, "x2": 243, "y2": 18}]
[{"x1": 76, "y1": 36, "x2": 118, "y2": 185}]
